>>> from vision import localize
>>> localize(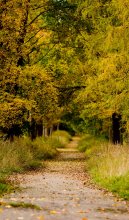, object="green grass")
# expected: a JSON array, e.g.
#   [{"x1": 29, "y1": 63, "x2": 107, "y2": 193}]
[
  {"x1": 0, "y1": 183, "x2": 12, "y2": 196},
  {"x1": 9, "y1": 202, "x2": 41, "y2": 210},
  {"x1": 78, "y1": 134, "x2": 129, "y2": 200},
  {"x1": 0, "y1": 176, "x2": 14, "y2": 196}
]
